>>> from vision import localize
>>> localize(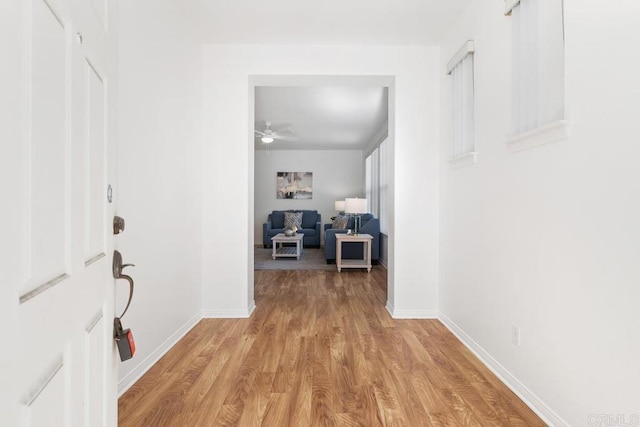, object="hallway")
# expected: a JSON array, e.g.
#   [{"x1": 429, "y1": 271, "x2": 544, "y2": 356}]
[{"x1": 119, "y1": 268, "x2": 543, "y2": 426}]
